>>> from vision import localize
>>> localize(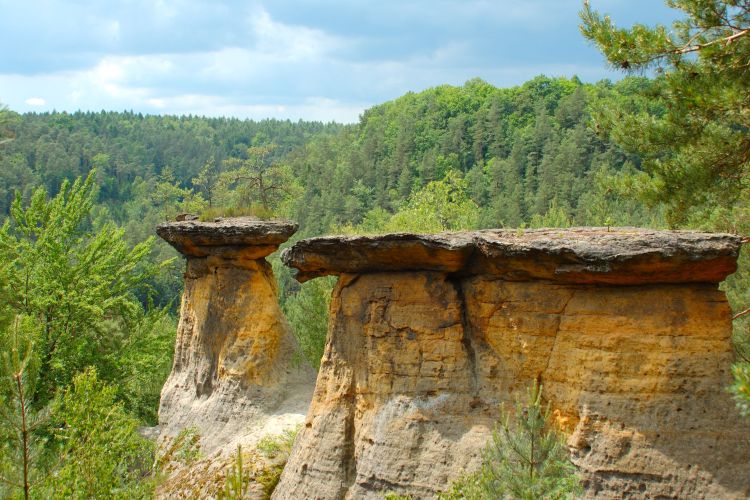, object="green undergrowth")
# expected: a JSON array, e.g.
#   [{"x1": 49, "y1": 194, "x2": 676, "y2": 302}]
[{"x1": 199, "y1": 203, "x2": 275, "y2": 221}]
